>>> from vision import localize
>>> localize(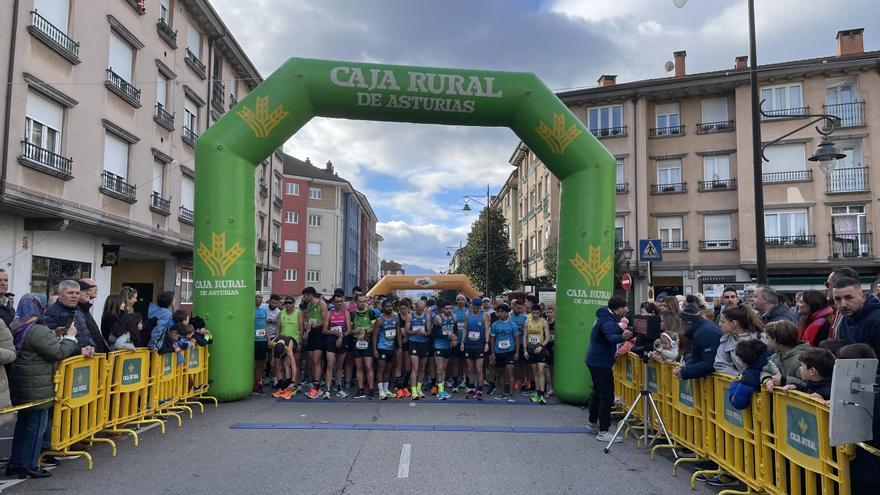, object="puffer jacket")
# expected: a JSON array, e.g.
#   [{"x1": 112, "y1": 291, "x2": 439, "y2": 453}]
[
  {"x1": 0, "y1": 321, "x2": 18, "y2": 426},
  {"x1": 8, "y1": 324, "x2": 79, "y2": 409},
  {"x1": 761, "y1": 304, "x2": 794, "y2": 325},
  {"x1": 760, "y1": 341, "x2": 808, "y2": 389},
  {"x1": 679, "y1": 318, "x2": 723, "y2": 380}
]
